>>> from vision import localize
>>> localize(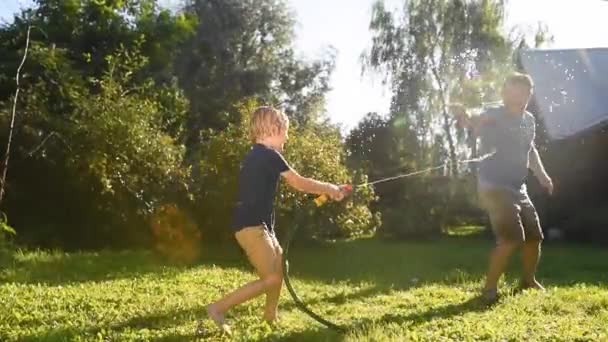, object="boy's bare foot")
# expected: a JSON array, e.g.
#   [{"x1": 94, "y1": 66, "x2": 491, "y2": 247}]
[
  {"x1": 206, "y1": 304, "x2": 232, "y2": 335},
  {"x1": 263, "y1": 311, "x2": 279, "y2": 324}
]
